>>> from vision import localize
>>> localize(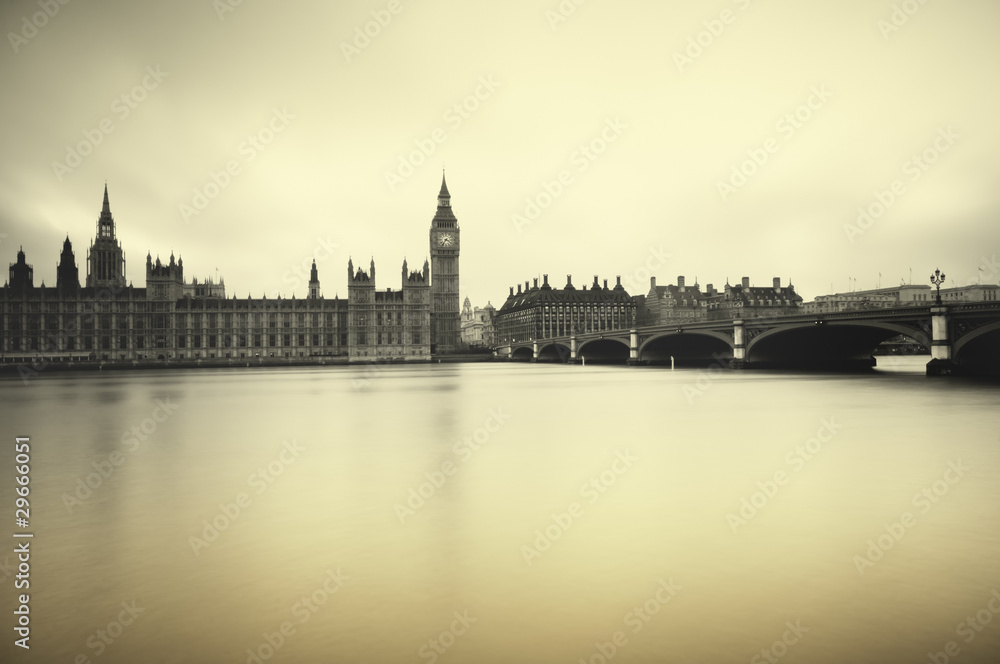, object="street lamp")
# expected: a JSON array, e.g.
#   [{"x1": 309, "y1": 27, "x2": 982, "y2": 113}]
[{"x1": 930, "y1": 268, "x2": 946, "y2": 305}]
